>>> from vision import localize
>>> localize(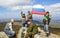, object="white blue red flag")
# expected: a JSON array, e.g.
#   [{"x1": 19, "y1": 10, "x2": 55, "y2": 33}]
[{"x1": 32, "y1": 5, "x2": 46, "y2": 15}]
